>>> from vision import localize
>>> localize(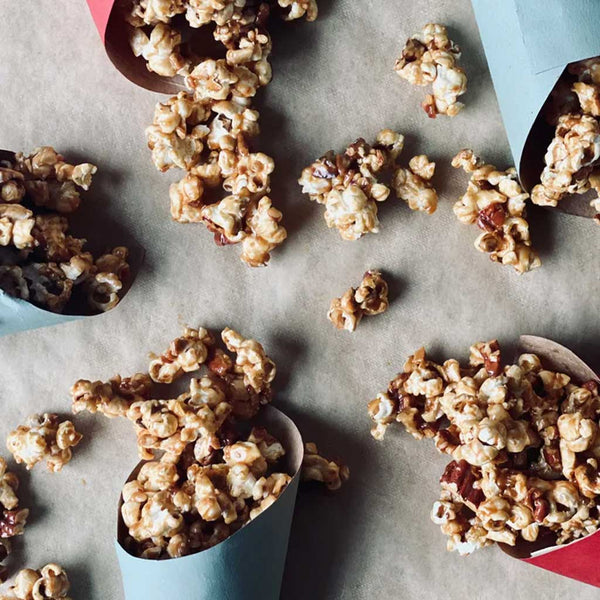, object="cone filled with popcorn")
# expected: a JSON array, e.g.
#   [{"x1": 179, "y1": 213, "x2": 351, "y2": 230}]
[
  {"x1": 0, "y1": 147, "x2": 143, "y2": 336},
  {"x1": 471, "y1": 0, "x2": 600, "y2": 217},
  {"x1": 115, "y1": 405, "x2": 304, "y2": 600},
  {"x1": 497, "y1": 335, "x2": 600, "y2": 588},
  {"x1": 368, "y1": 334, "x2": 600, "y2": 587}
]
